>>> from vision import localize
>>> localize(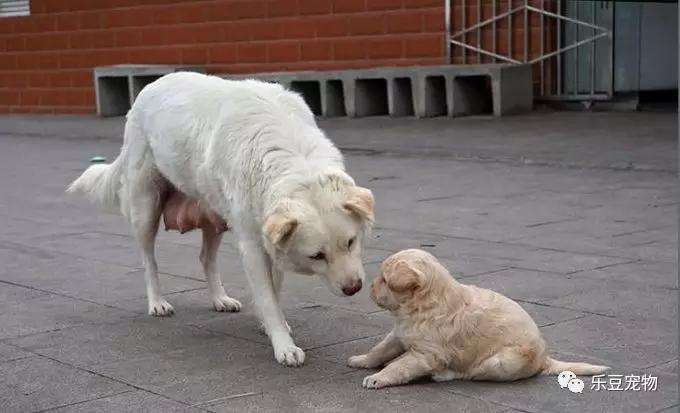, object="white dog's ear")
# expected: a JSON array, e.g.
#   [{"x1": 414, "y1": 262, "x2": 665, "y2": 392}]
[
  {"x1": 343, "y1": 186, "x2": 375, "y2": 224},
  {"x1": 263, "y1": 212, "x2": 298, "y2": 248},
  {"x1": 386, "y1": 261, "x2": 423, "y2": 293}
]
